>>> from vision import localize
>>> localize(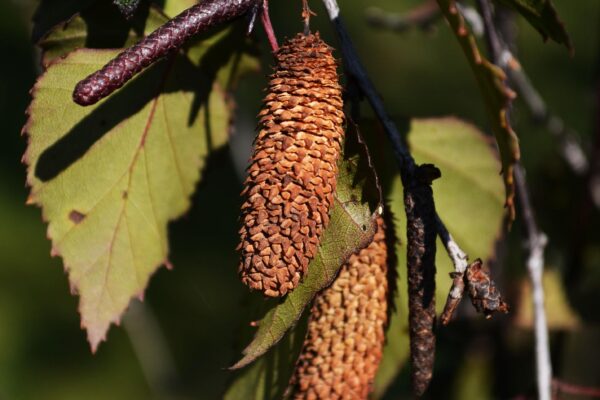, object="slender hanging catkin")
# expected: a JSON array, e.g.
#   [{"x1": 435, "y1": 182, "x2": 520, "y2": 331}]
[
  {"x1": 289, "y1": 216, "x2": 389, "y2": 400},
  {"x1": 238, "y1": 33, "x2": 345, "y2": 297},
  {"x1": 405, "y1": 164, "x2": 440, "y2": 397}
]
